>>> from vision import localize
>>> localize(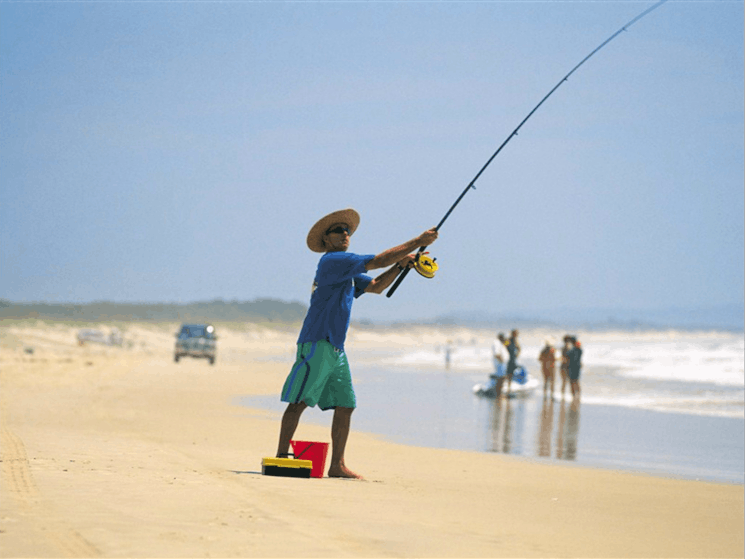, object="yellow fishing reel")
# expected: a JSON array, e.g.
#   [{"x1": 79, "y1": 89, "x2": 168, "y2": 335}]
[{"x1": 413, "y1": 253, "x2": 438, "y2": 279}]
